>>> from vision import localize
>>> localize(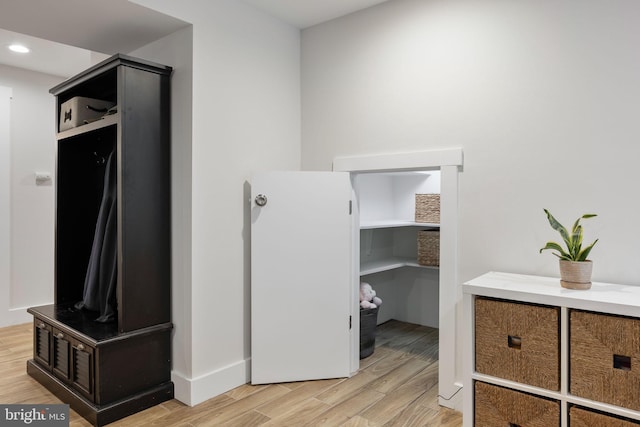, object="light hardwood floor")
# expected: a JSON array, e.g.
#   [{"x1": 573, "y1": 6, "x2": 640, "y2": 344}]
[{"x1": 0, "y1": 320, "x2": 462, "y2": 426}]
